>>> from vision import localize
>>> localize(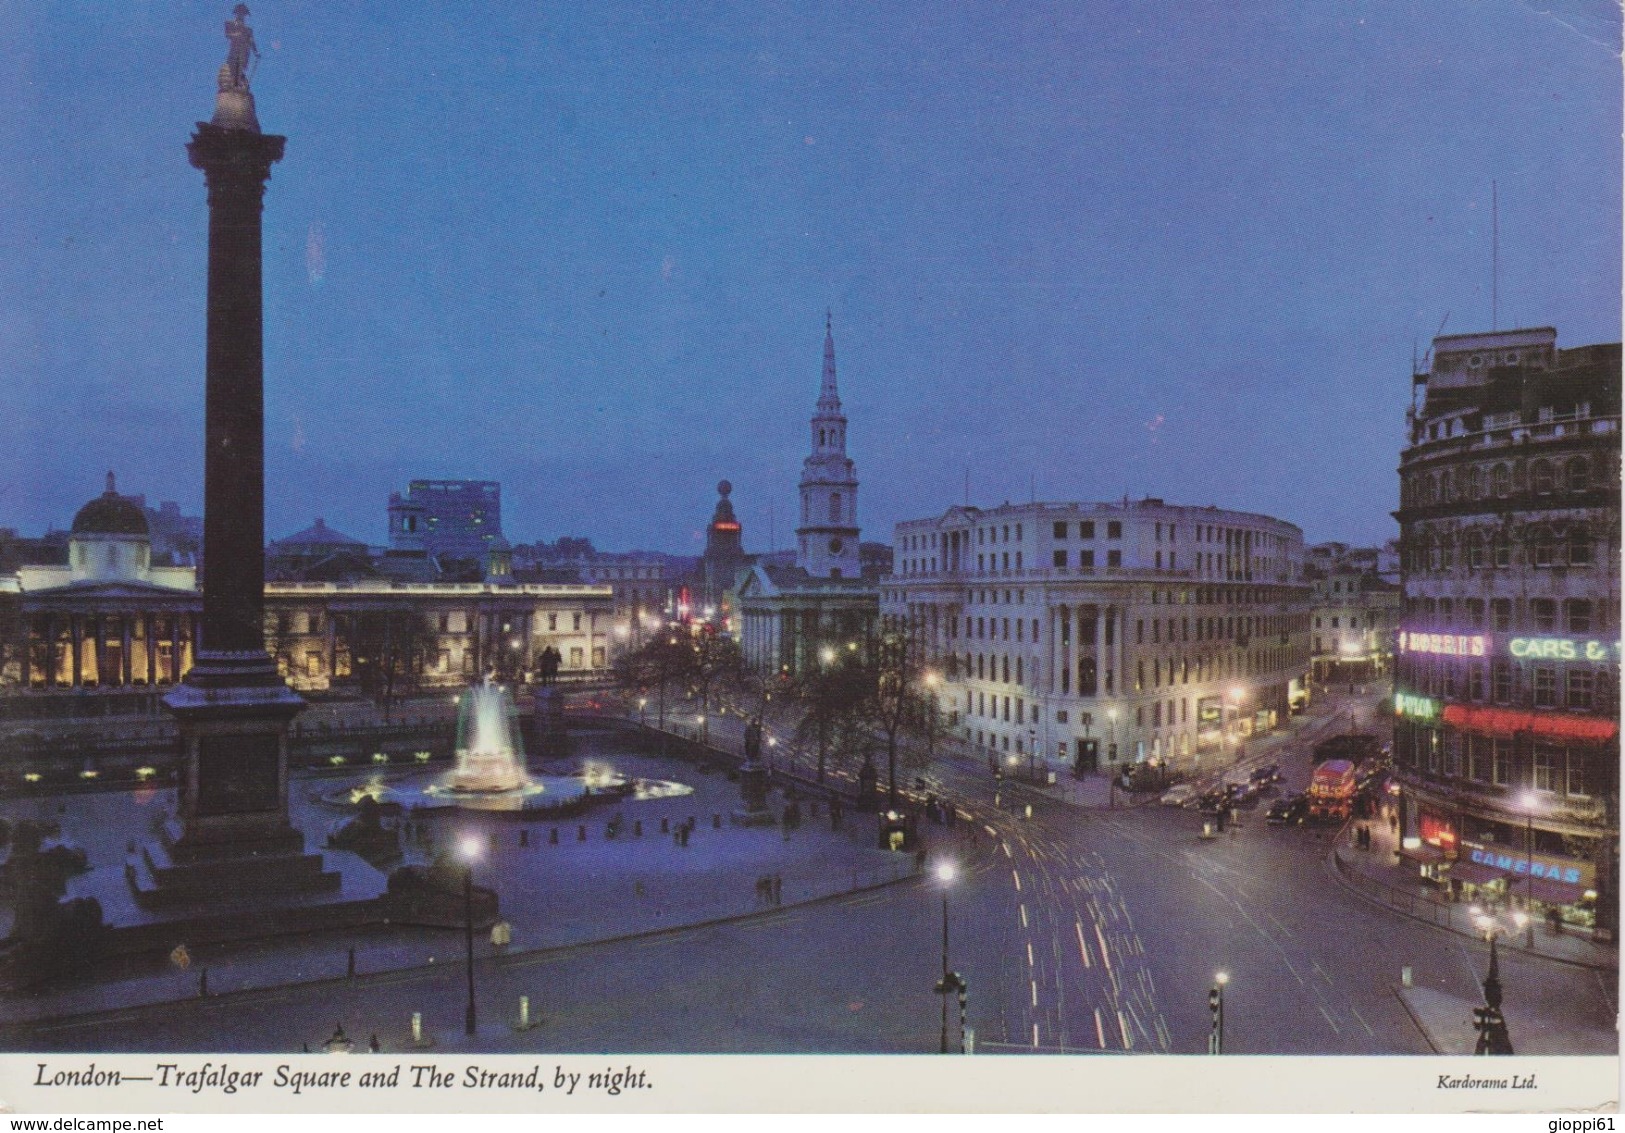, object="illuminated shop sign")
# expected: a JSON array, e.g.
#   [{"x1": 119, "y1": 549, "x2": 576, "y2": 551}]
[
  {"x1": 1393, "y1": 691, "x2": 1439, "y2": 722},
  {"x1": 1462, "y1": 843, "x2": 1588, "y2": 886},
  {"x1": 1508, "y1": 637, "x2": 1619, "y2": 662},
  {"x1": 1398, "y1": 631, "x2": 1485, "y2": 657},
  {"x1": 1439, "y1": 703, "x2": 1619, "y2": 744}
]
